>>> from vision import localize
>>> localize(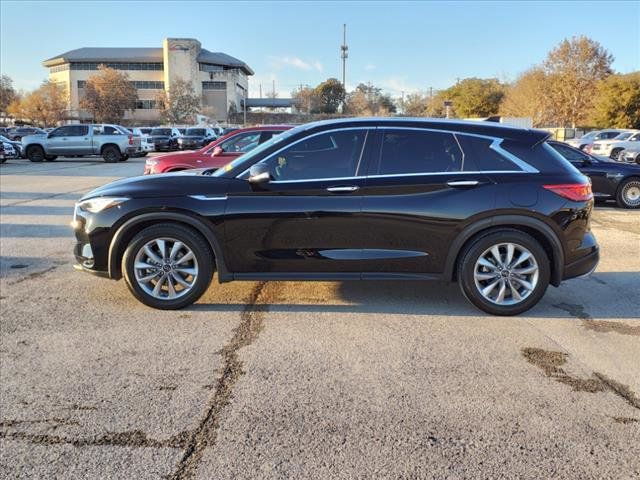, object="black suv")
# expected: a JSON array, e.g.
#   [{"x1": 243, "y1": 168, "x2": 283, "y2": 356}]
[{"x1": 72, "y1": 119, "x2": 599, "y2": 315}]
